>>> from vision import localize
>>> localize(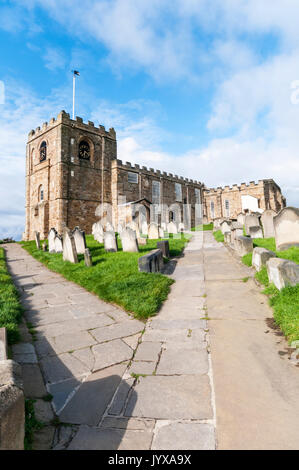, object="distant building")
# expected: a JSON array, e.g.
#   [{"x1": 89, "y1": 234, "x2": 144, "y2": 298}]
[{"x1": 24, "y1": 110, "x2": 286, "y2": 240}]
